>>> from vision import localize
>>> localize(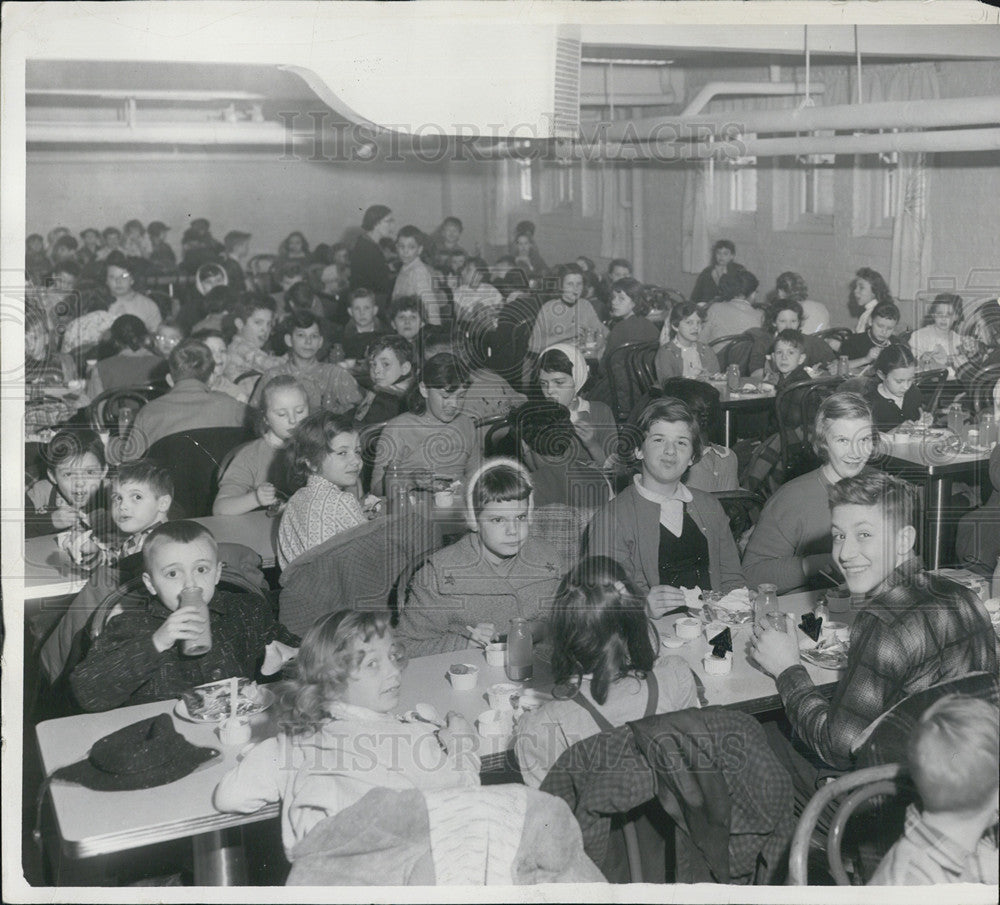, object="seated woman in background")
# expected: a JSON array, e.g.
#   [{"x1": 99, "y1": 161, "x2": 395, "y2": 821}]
[
  {"x1": 742, "y1": 392, "x2": 875, "y2": 593},
  {"x1": 690, "y1": 238, "x2": 744, "y2": 307},
  {"x1": 537, "y1": 343, "x2": 618, "y2": 470},
  {"x1": 586, "y1": 397, "x2": 744, "y2": 612},
  {"x1": 514, "y1": 556, "x2": 699, "y2": 789},
  {"x1": 654, "y1": 300, "x2": 720, "y2": 382},
  {"x1": 849, "y1": 267, "x2": 894, "y2": 334},
  {"x1": 765, "y1": 271, "x2": 830, "y2": 336},
  {"x1": 213, "y1": 375, "x2": 308, "y2": 516},
  {"x1": 86, "y1": 315, "x2": 162, "y2": 398},
  {"x1": 909, "y1": 292, "x2": 963, "y2": 370},
  {"x1": 746, "y1": 298, "x2": 835, "y2": 375}
]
